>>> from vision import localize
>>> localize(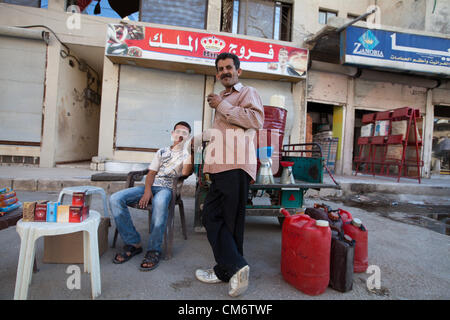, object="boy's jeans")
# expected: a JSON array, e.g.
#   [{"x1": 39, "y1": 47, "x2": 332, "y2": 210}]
[{"x1": 109, "y1": 185, "x2": 172, "y2": 253}]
